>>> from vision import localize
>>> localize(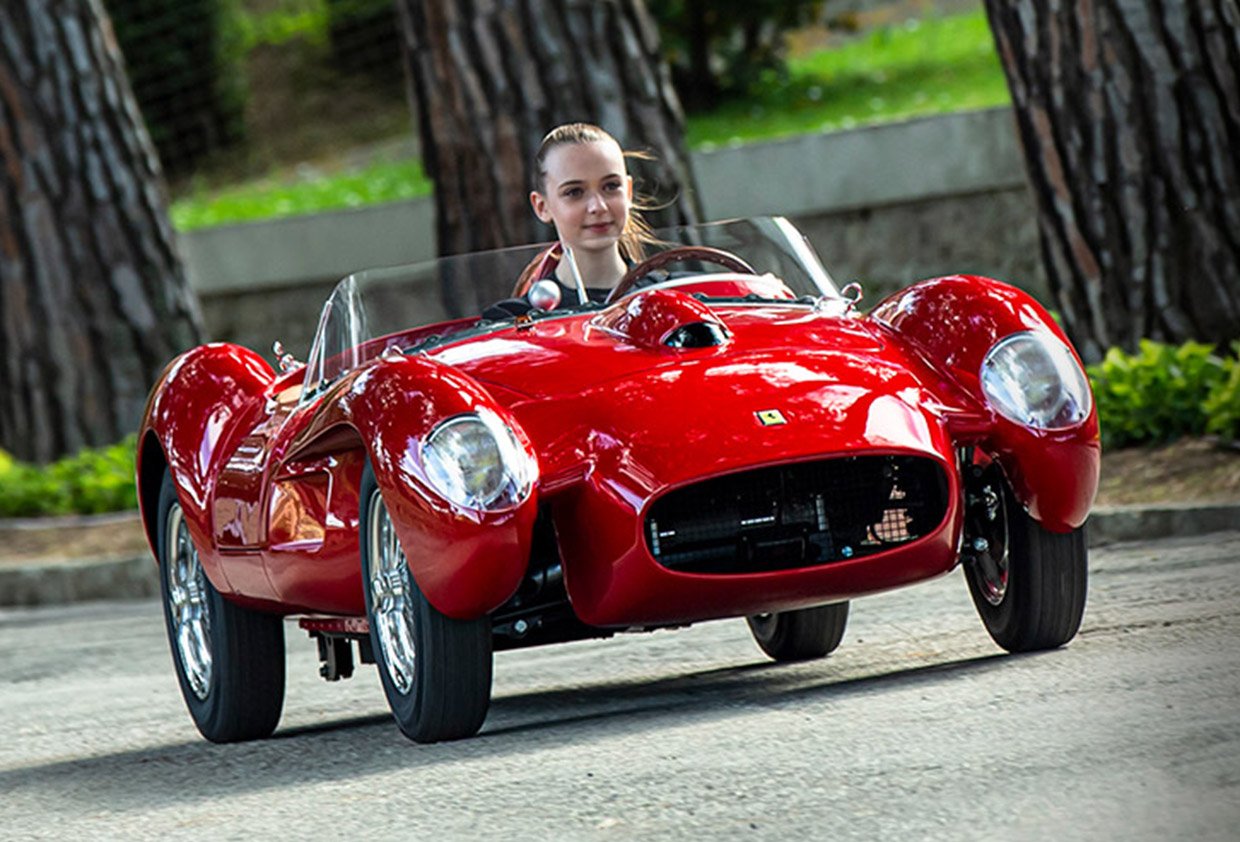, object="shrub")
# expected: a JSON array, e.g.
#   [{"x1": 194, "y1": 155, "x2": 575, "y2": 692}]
[
  {"x1": 1087, "y1": 340, "x2": 1229, "y2": 449},
  {"x1": 0, "y1": 437, "x2": 137, "y2": 518},
  {"x1": 1203, "y1": 342, "x2": 1240, "y2": 442}
]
